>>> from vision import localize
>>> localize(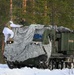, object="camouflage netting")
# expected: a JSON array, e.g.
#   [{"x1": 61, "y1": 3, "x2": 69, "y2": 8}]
[{"x1": 3, "y1": 24, "x2": 52, "y2": 62}]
